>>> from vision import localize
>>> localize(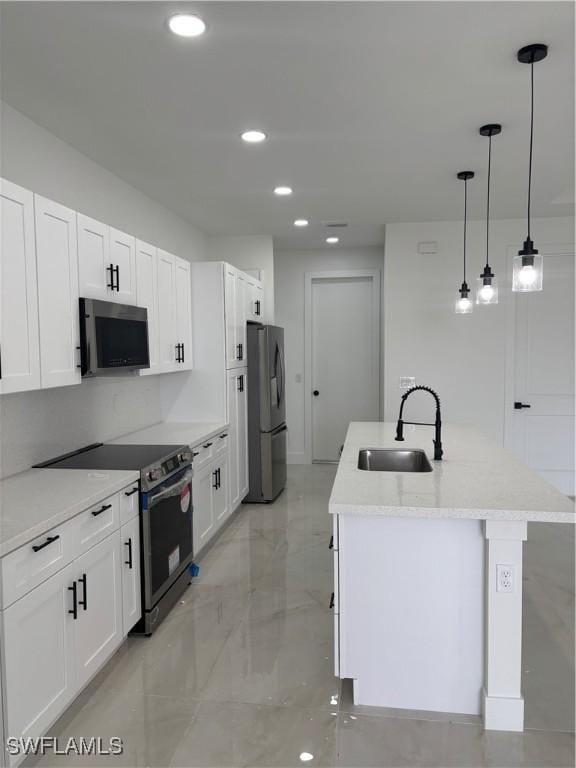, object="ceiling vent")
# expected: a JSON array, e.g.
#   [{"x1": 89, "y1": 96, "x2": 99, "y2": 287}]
[{"x1": 322, "y1": 221, "x2": 349, "y2": 229}]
